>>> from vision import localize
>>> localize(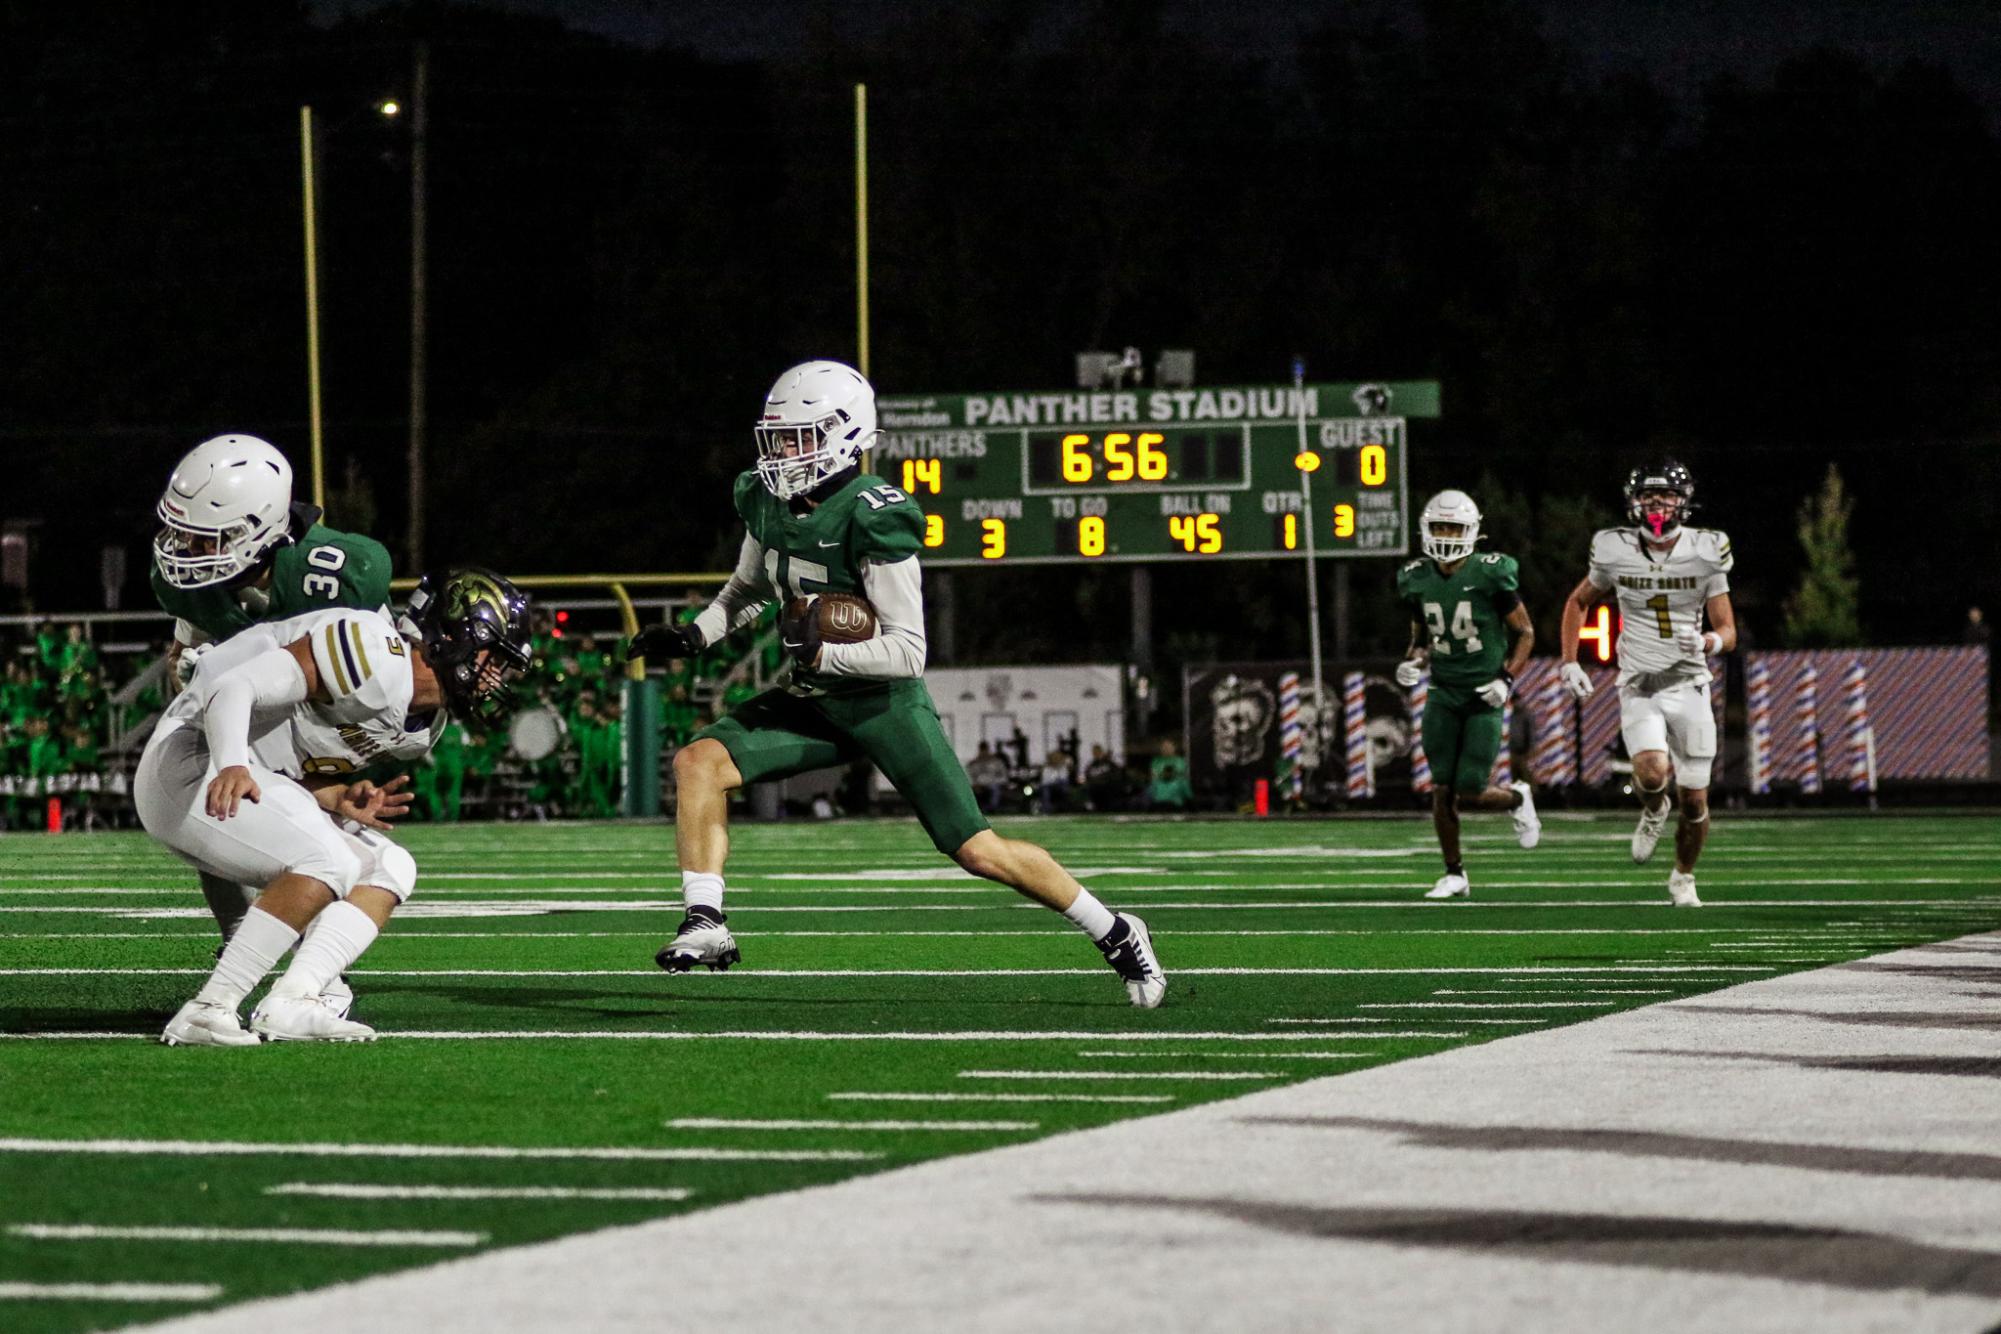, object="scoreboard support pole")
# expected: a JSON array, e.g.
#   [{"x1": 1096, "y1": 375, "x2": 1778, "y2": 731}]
[
  {"x1": 932, "y1": 569, "x2": 957, "y2": 664},
  {"x1": 1131, "y1": 566, "x2": 1154, "y2": 673},
  {"x1": 1333, "y1": 564, "x2": 1351, "y2": 661}
]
